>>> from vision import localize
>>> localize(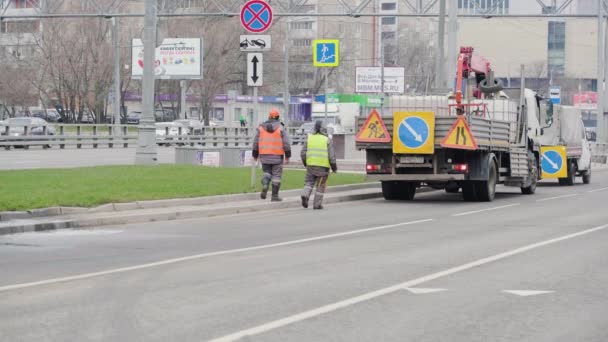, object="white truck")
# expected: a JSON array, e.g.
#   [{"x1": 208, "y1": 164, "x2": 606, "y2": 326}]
[{"x1": 536, "y1": 103, "x2": 592, "y2": 185}]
